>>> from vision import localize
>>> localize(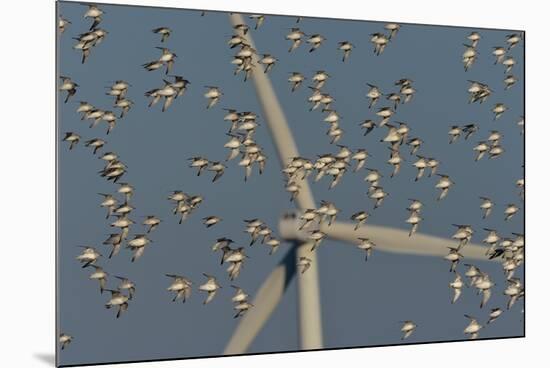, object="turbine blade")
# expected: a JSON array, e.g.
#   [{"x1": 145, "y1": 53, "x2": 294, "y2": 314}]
[{"x1": 224, "y1": 247, "x2": 296, "y2": 354}]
